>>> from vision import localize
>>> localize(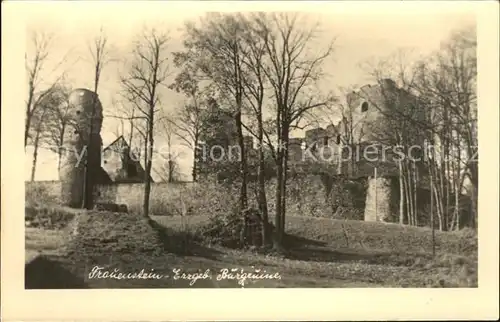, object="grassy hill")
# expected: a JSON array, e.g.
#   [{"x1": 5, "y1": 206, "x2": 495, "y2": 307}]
[{"x1": 153, "y1": 214, "x2": 477, "y2": 256}]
